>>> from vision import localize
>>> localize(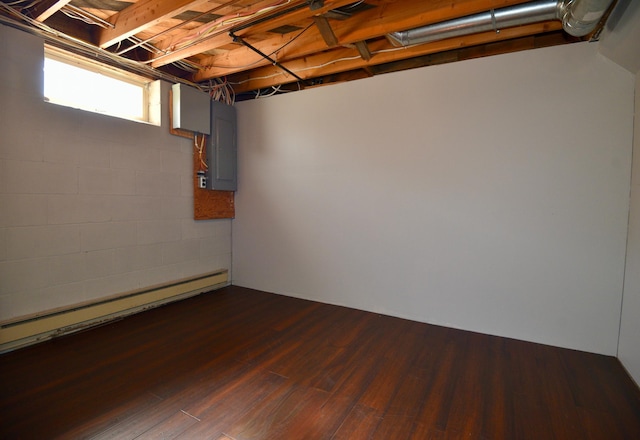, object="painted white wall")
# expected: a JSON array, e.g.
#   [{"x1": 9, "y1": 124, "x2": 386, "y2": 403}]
[
  {"x1": 599, "y1": 0, "x2": 640, "y2": 74},
  {"x1": 233, "y1": 42, "x2": 635, "y2": 356},
  {"x1": 599, "y1": 0, "x2": 640, "y2": 386},
  {"x1": 0, "y1": 25, "x2": 231, "y2": 321},
  {"x1": 618, "y1": 73, "x2": 640, "y2": 385}
]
